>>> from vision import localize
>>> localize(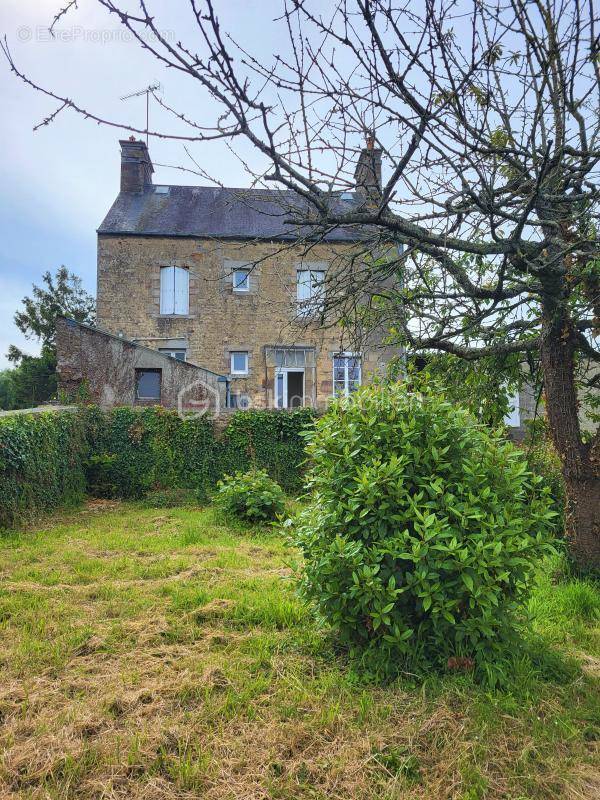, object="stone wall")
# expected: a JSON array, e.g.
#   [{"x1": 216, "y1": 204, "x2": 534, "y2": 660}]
[
  {"x1": 96, "y1": 235, "x2": 398, "y2": 409},
  {"x1": 56, "y1": 317, "x2": 227, "y2": 411}
]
